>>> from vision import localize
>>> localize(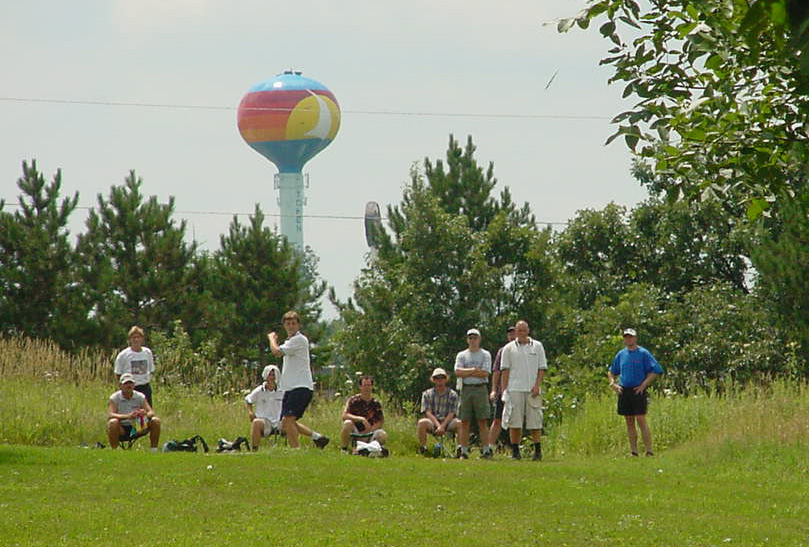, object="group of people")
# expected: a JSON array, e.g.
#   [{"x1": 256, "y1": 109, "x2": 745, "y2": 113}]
[{"x1": 106, "y1": 312, "x2": 664, "y2": 459}]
